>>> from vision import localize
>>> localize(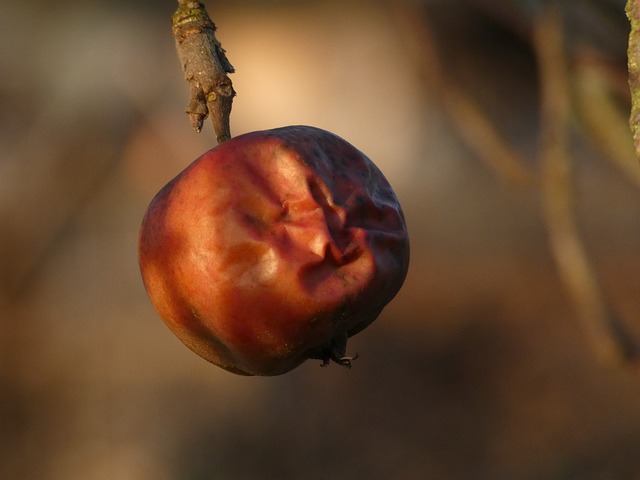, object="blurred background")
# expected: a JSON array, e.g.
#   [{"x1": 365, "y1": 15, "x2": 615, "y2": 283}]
[{"x1": 2, "y1": 0, "x2": 640, "y2": 478}]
